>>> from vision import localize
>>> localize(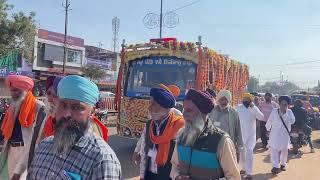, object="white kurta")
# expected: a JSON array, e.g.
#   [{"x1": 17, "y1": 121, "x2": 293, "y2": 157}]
[
  {"x1": 266, "y1": 108, "x2": 295, "y2": 150},
  {"x1": 236, "y1": 105, "x2": 264, "y2": 150},
  {"x1": 6, "y1": 100, "x2": 45, "y2": 179}
]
